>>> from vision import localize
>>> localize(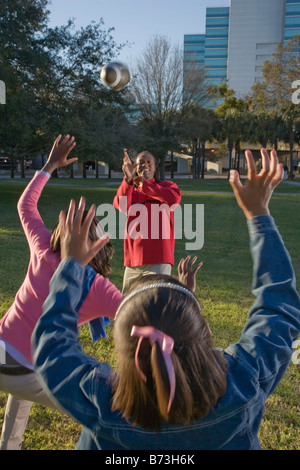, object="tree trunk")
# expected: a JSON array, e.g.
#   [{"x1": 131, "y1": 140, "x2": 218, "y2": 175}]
[
  {"x1": 10, "y1": 157, "x2": 15, "y2": 178},
  {"x1": 159, "y1": 157, "x2": 165, "y2": 181},
  {"x1": 170, "y1": 151, "x2": 174, "y2": 179},
  {"x1": 21, "y1": 158, "x2": 25, "y2": 178},
  {"x1": 201, "y1": 142, "x2": 205, "y2": 179},
  {"x1": 228, "y1": 137, "x2": 233, "y2": 178},
  {"x1": 192, "y1": 139, "x2": 197, "y2": 179},
  {"x1": 196, "y1": 139, "x2": 201, "y2": 178},
  {"x1": 289, "y1": 126, "x2": 294, "y2": 180}
]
